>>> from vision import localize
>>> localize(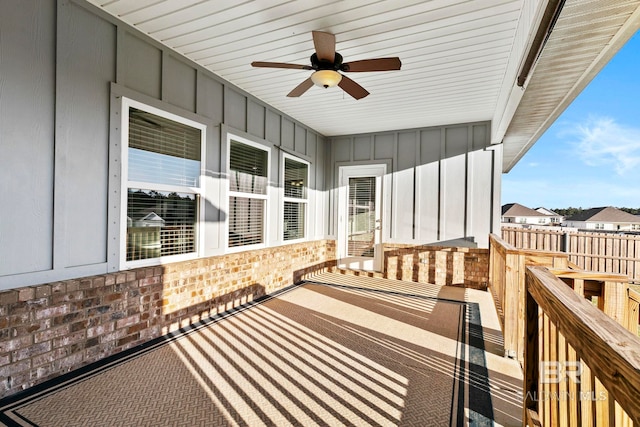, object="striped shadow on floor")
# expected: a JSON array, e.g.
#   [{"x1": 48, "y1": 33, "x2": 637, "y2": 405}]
[{"x1": 0, "y1": 273, "x2": 520, "y2": 426}]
